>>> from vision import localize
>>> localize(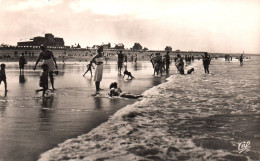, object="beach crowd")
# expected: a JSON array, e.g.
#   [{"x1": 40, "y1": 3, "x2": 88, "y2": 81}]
[{"x1": 0, "y1": 44, "x2": 246, "y2": 98}]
